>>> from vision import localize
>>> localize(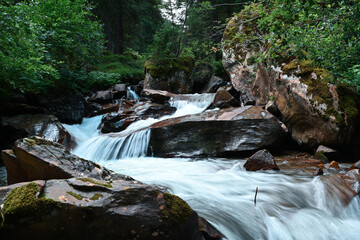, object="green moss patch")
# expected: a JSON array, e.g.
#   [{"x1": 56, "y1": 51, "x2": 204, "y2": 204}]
[
  {"x1": 336, "y1": 84, "x2": 360, "y2": 126},
  {"x1": 67, "y1": 191, "x2": 84, "y2": 200},
  {"x1": 77, "y1": 178, "x2": 113, "y2": 188},
  {"x1": 314, "y1": 151, "x2": 328, "y2": 162},
  {"x1": 161, "y1": 192, "x2": 192, "y2": 226},
  {"x1": 3, "y1": 183, "x2": 58, "y2": 221},
  {"x1": 90, "y1": 193, "x2": 103, "y2": 201},
  {"x1": 144, "y1": 56, "x2": 195, "y2": 79}
]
